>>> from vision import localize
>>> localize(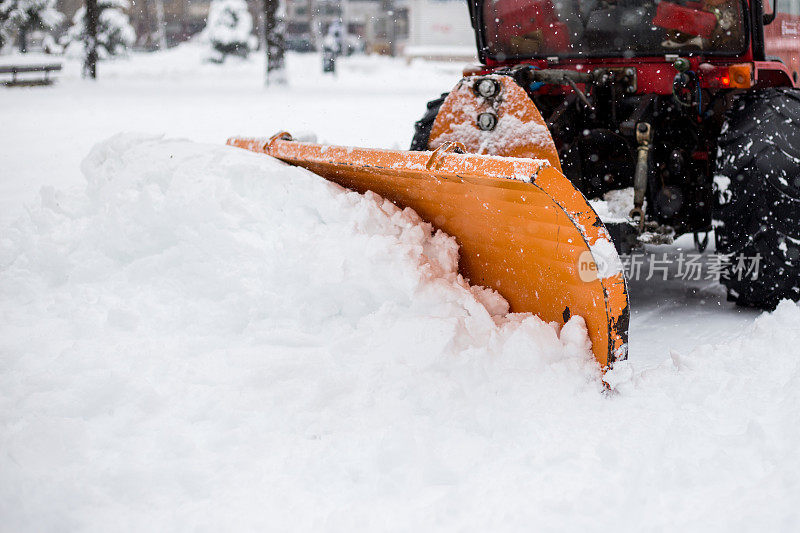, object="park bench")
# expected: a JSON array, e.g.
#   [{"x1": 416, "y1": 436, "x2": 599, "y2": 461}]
[{"x1": 0, "y1": 63, "x2": 62, "y2": 87}]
